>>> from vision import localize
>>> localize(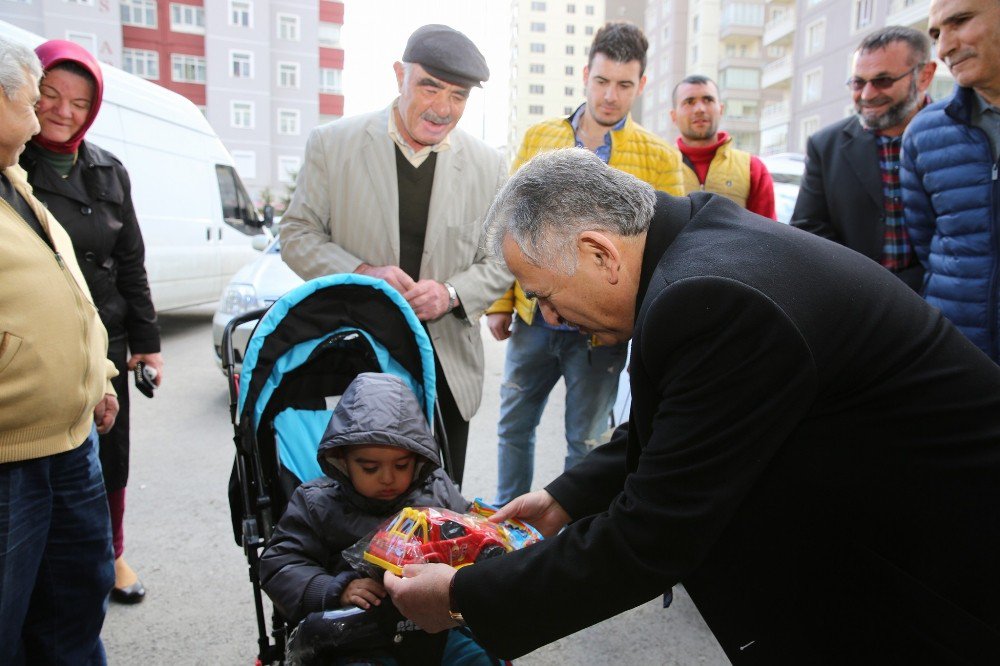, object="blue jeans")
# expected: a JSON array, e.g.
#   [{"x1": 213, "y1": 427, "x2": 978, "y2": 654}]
[
  {"x1": 496, "y1": 317, "x2": 627, "y2": 505},
  {"x1": 0, "y1": 428, "x2": 114, "y2": 665}
]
